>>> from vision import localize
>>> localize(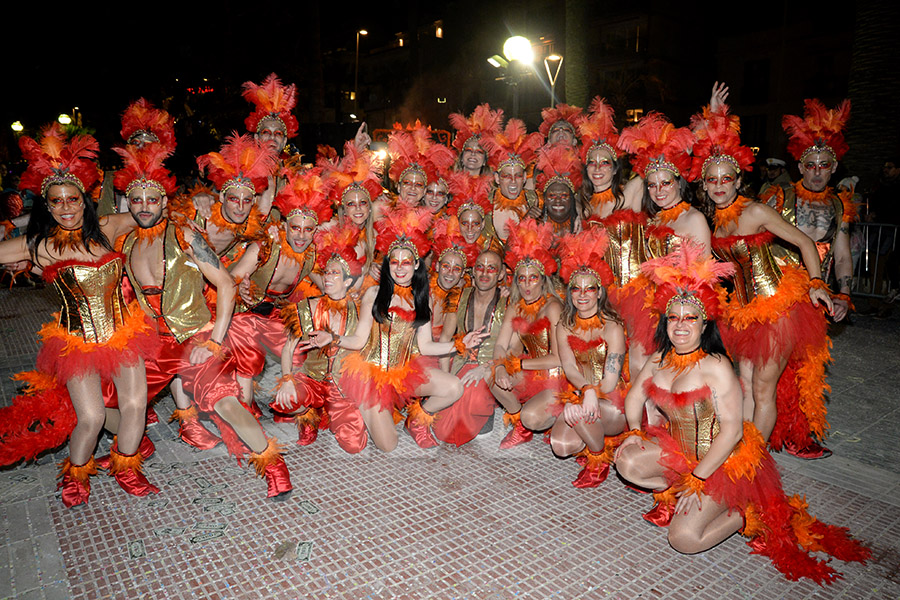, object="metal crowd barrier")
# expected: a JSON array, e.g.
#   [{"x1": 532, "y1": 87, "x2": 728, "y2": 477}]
[{"x1": 852, "y1": 222, "x2": 899, "y2": 298}]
